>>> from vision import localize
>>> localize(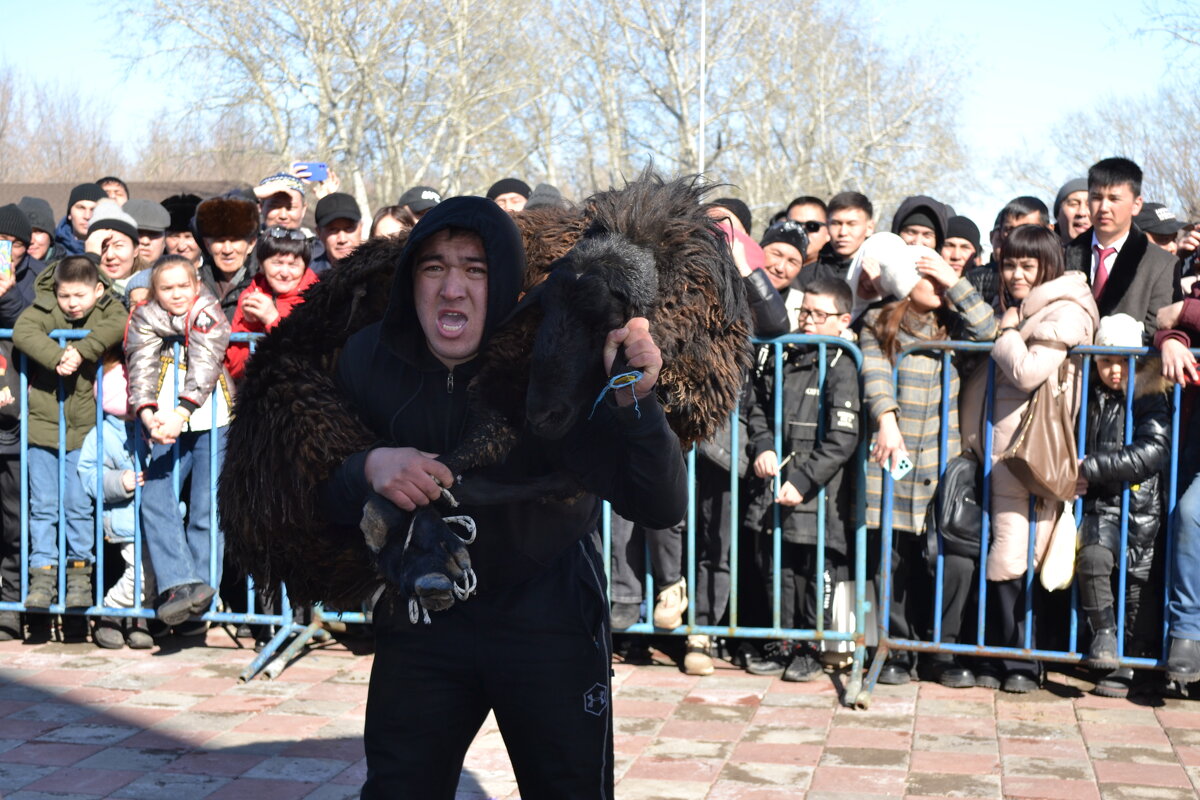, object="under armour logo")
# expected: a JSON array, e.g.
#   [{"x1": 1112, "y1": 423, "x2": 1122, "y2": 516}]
[{"x1": 583, "y1": 683, "x2": 608, "y2": 716}]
